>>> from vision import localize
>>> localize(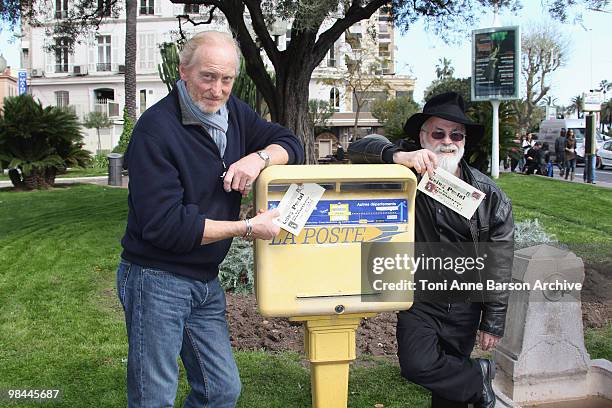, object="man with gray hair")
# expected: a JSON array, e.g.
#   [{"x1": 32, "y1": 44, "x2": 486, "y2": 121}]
[
  {"x1": 117, "y1": 31, "x2": 303, "y2": 407},
  {"x1": 348, "y1": 92, "x2": 514, "y2": 408}
]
